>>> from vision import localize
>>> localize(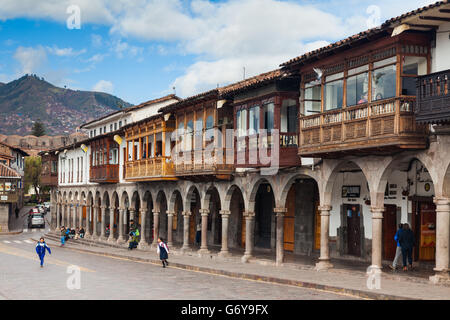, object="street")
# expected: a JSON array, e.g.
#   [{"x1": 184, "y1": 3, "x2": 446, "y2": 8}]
[{"x1": 0, "y1": 210, "x2": 359, "y2": 300}]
